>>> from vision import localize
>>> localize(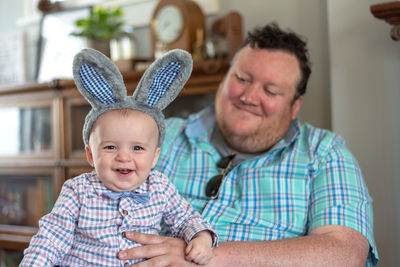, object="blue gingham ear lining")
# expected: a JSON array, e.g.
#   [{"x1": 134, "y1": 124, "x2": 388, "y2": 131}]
[
  {"x1": 147, "y1": 61, "x2": 181, "y2": 107},
  {"x1": 79, "y1": 64, "x2": 116, "y2": 105}
]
